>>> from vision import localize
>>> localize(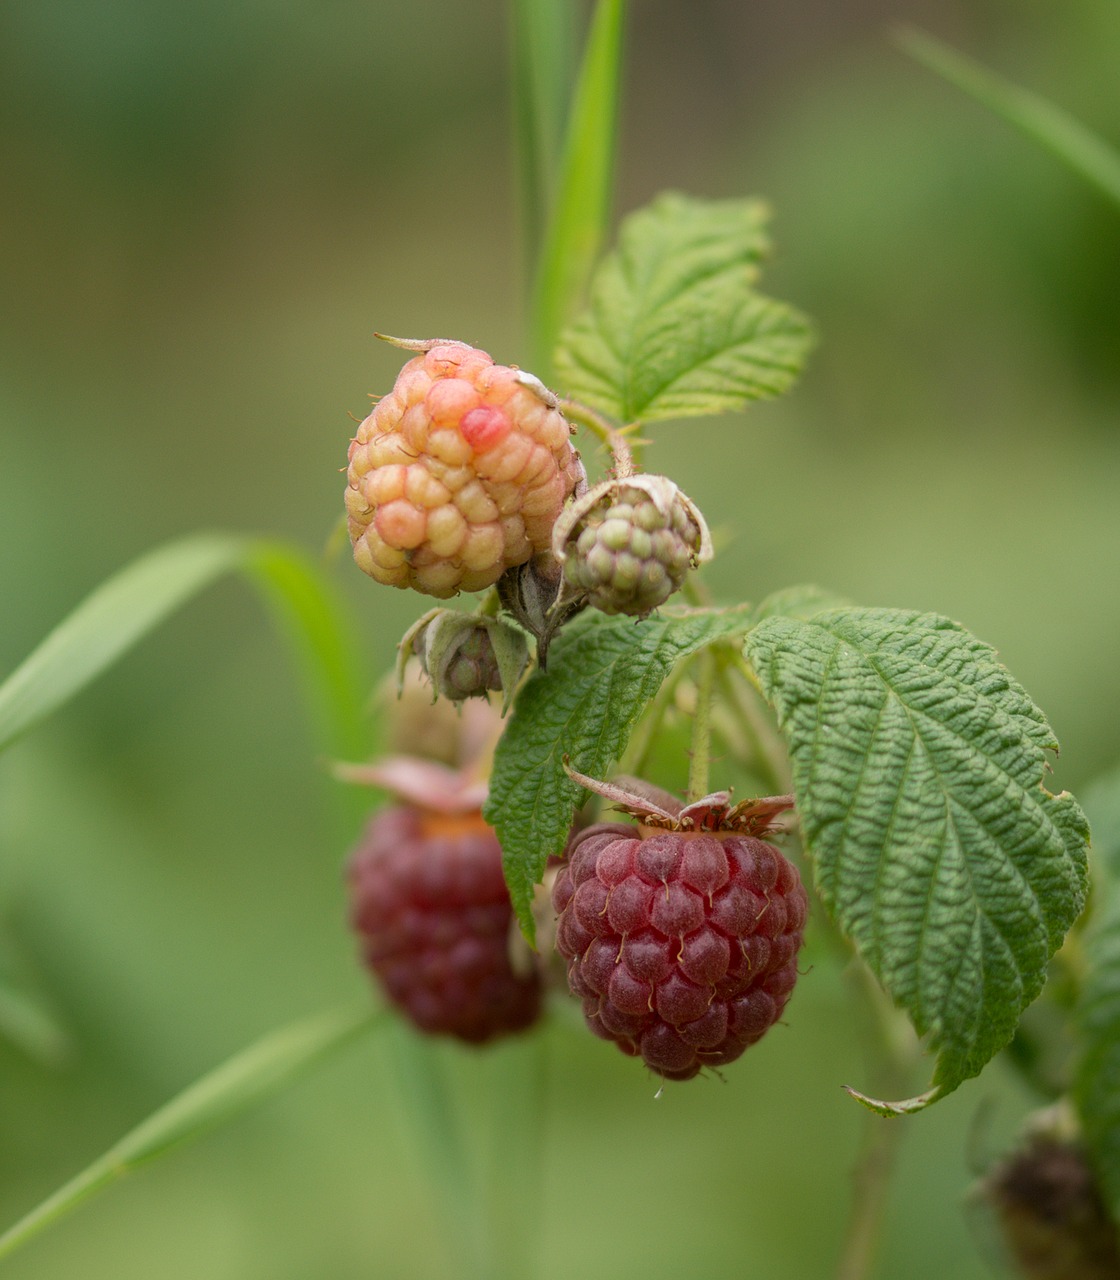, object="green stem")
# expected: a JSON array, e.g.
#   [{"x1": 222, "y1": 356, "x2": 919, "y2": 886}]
[
  {"x1": 386, "y1": 1030, "x2": 493, "y2": 1280},
  {"x1": 618, "y1": 658, "x2": 691, "y2": 779},
  {"x1": 483, "y1": 1032, "x2": 549, "y2": 1279},
  {"x1": 557, "y1": 398, "x2": 637, "y2": 477},
  {"x1": 0, "y1": 1007, "x2": 380, "y2": 1264},
  {"x1": 715, "y1": 651, "x2": 791, "y2": 795},
  {"x1": 834, "y1": 963, "x2": 919, "y2": 1280},
  {"x1": 477, "y1": 588, "x2": 502, "y2": 618},
  {"x1": 687, "y1": 648, "x2": 716, "y2": 801}
]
